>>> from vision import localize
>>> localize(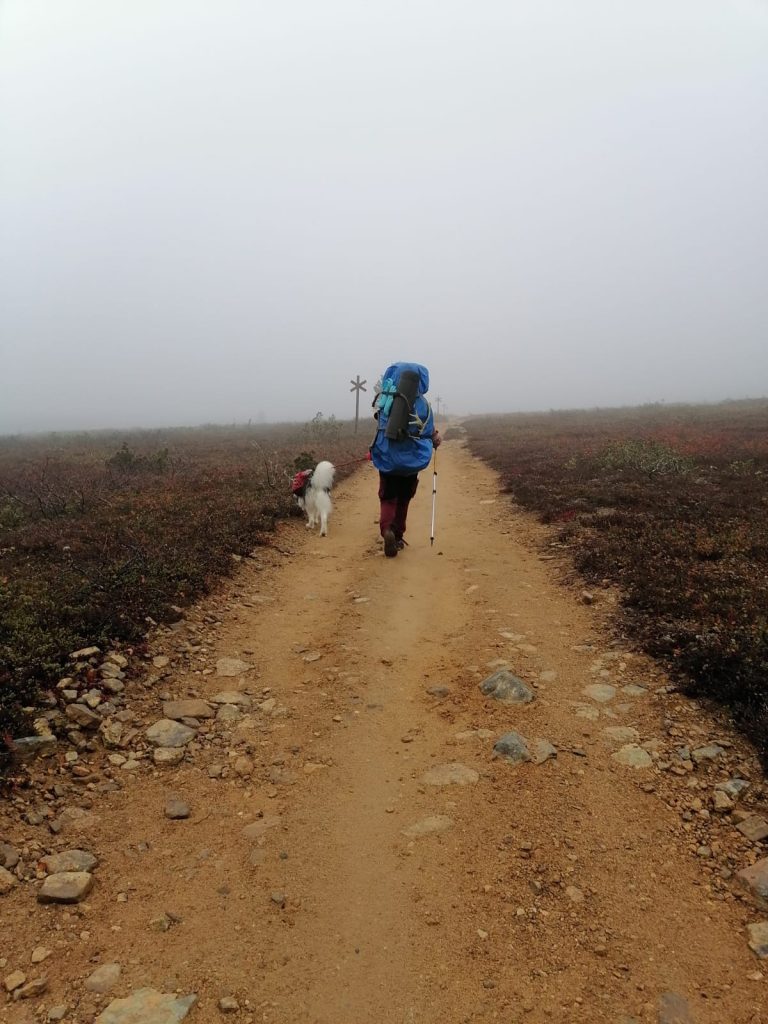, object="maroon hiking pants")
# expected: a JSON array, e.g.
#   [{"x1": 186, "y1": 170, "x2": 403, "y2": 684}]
[{"x1": 378, "y1": 472, "x2": 419, "y2": 538}]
